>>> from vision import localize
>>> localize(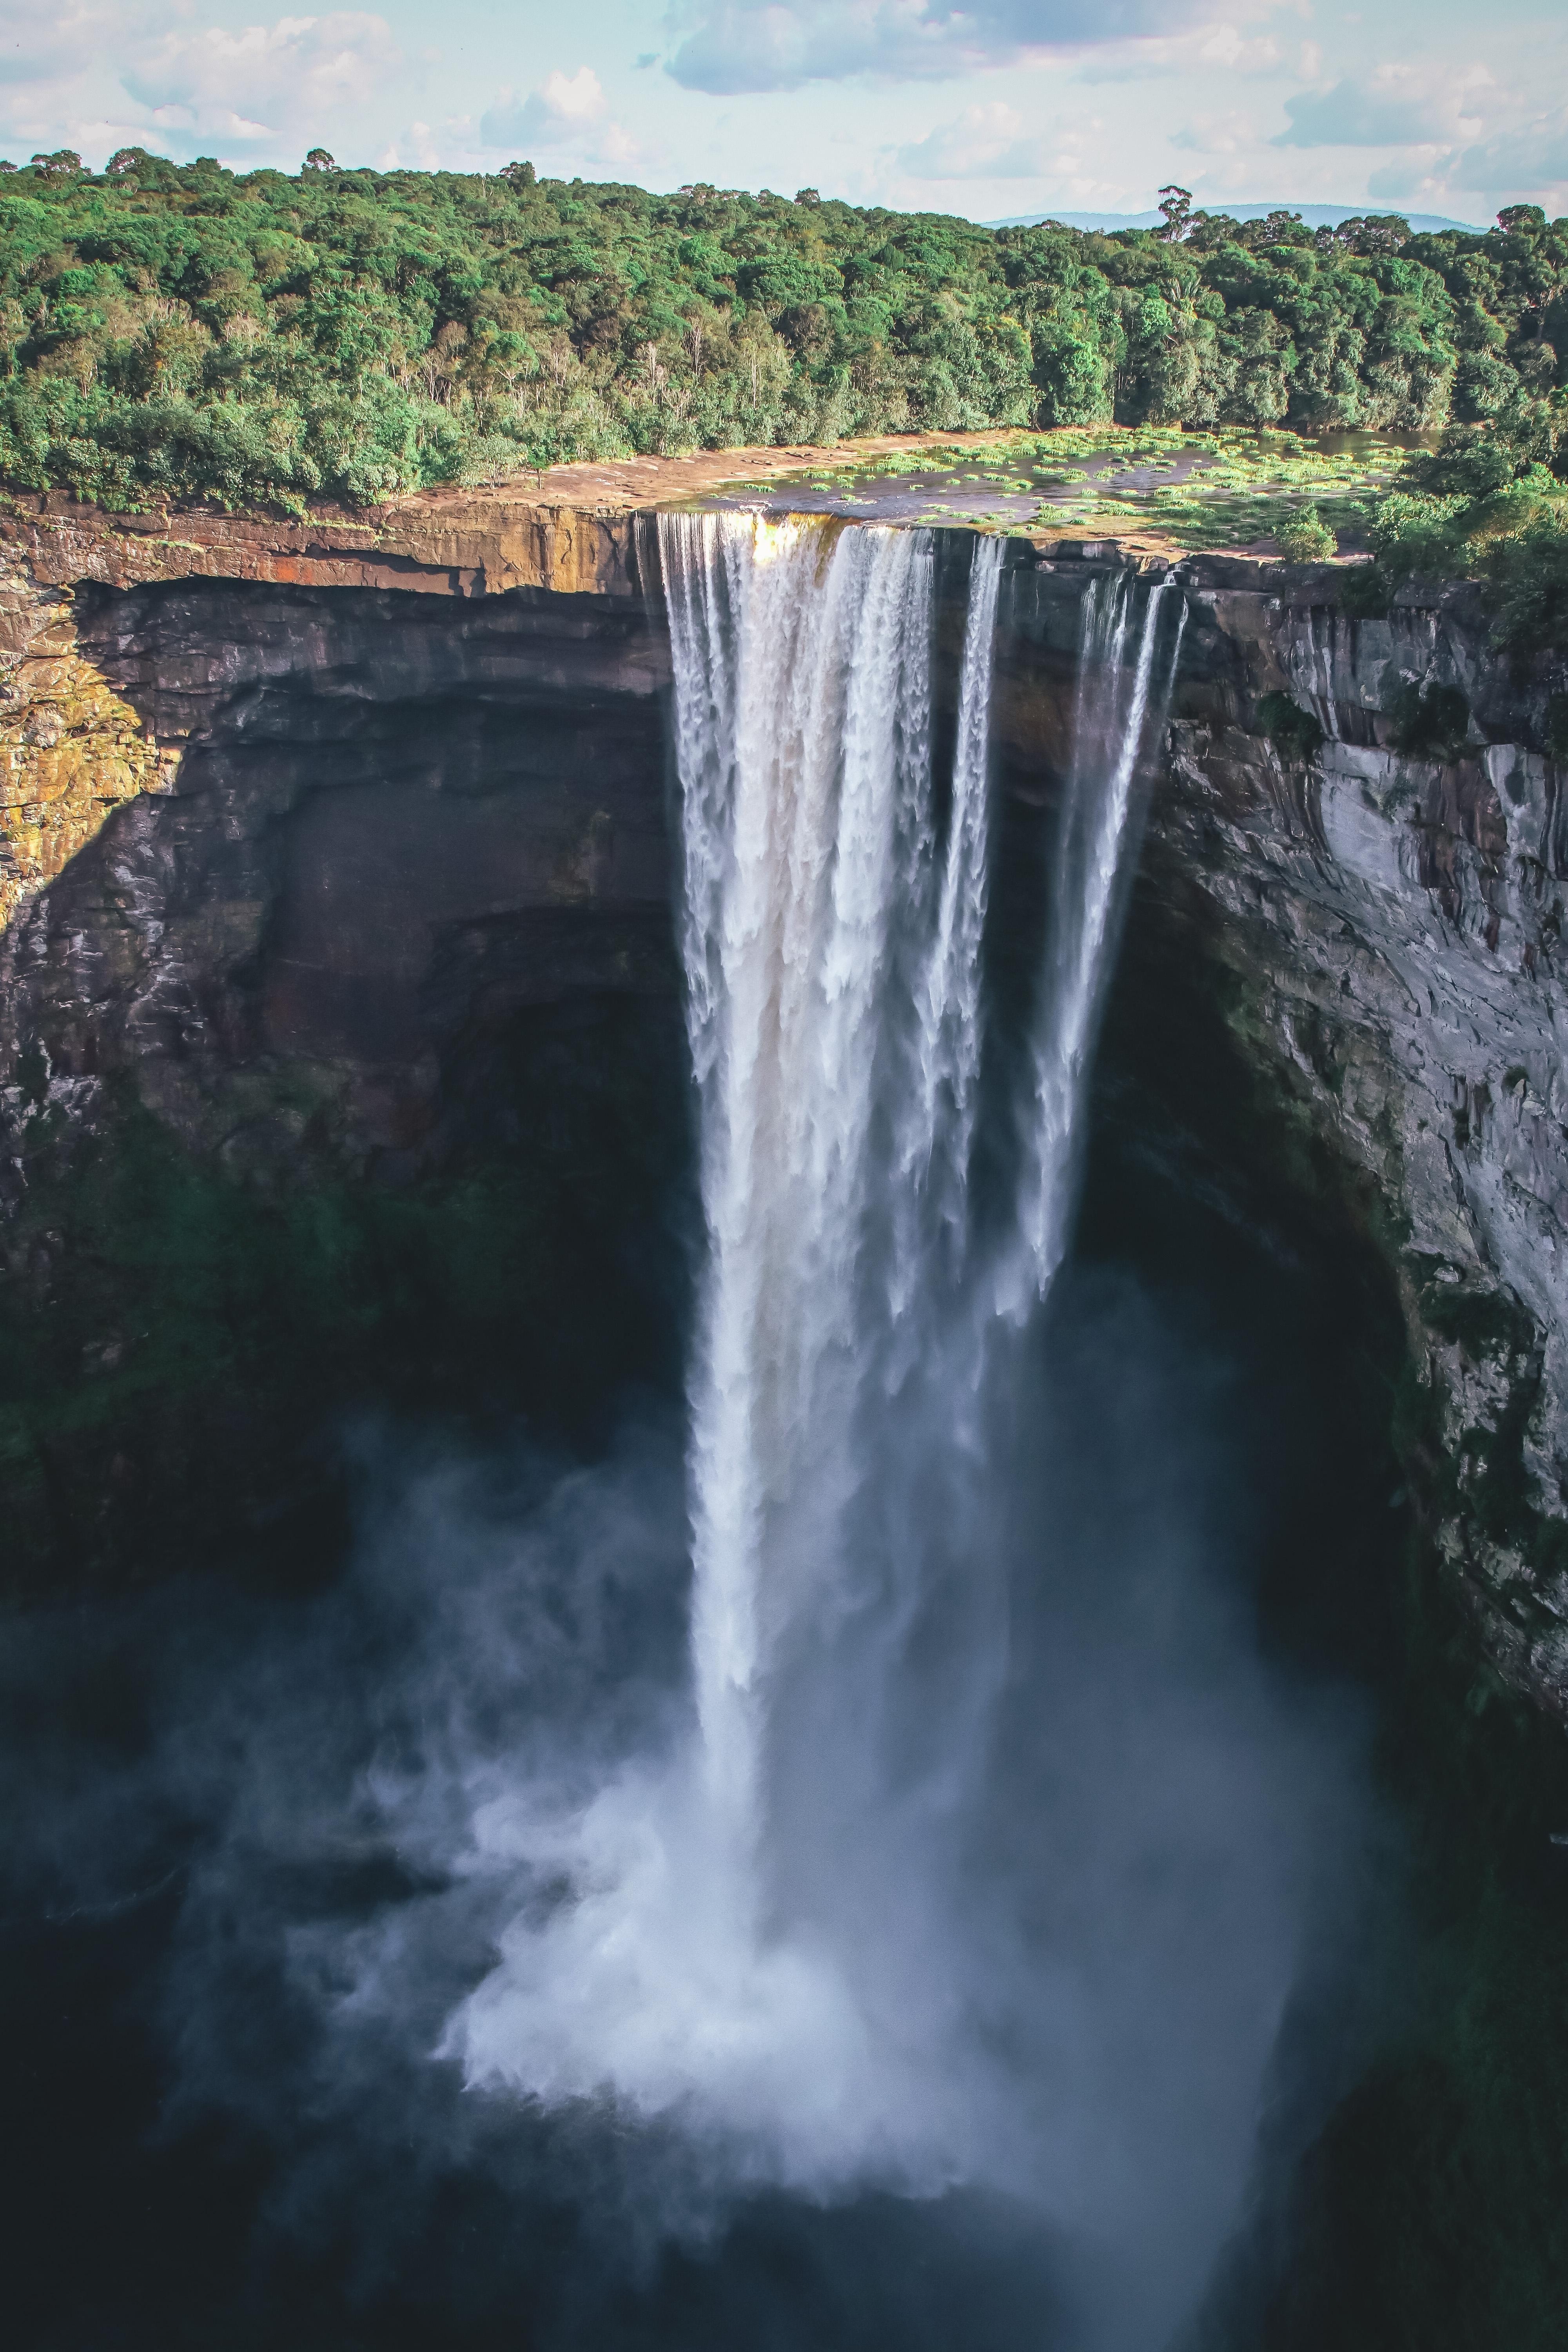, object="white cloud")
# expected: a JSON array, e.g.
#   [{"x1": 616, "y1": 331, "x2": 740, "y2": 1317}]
[
  {"x1": 1172, "y1": 108, "x2": 1270, "y2": 156},
  {"x1": 664, "y1": 0, "x2": 1218, "y2": 96},
  {"x1": 0, "y1": 0, "x2": 137, "y2": 160},
  {"x1": 480, "y1": 66, "x2": 642, "y2": 167},
  {"x1": 1075, "y1": 15, "x2": 1303, "y2": 87},
  {"x1": 1274, "y1": 63, "x2": 1488, "y2": 150},
  {"x1": 377, "y1": 117, "x2": 443, "y2": 170},
  {"x1": 0, "y1": 0, "x2": 1553, "y2": 216},
  {"x1": 1194, "y1": 23, "x2": 1290, "y2": 72},
  {"x1": 0, "y1": 4, "x2": 103, "y2": 89},
  {"x1": 1449, "y1": 107, "x2": 1568, "y2": 197},
  {"x1": 898, "y1": 100, "x2": 1053, "y2": 179},
  {"x1": 527, "y1": 66, "x2": 607, "y2": 130},
  {"x1": 122, "y1": 13, "x2": 402, "y2": 152},
  {"x1": 887, "y1": 96, "x2": 1133, "y2": 200}
]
